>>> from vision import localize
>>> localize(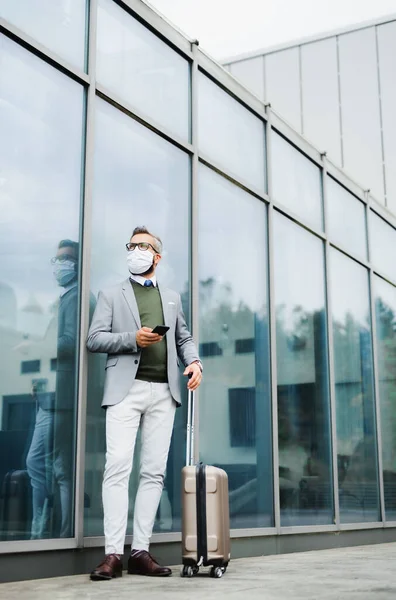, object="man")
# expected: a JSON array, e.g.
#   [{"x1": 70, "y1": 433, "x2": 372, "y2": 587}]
[
  {"x1": 26, "y1": 239, "x2": 79, "y2": 539},
  {"x1": 87, "y1": 226, "x2": 202, "y2": 580}
]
